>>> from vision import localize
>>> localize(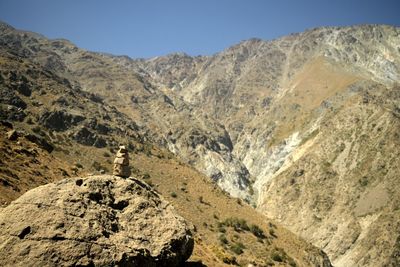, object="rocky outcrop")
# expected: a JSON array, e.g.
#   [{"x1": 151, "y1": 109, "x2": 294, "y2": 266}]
[
  {"x1": 39, "y1": 109, "x2": 85, "y2": 132},
  {"x1": 24, "y1": 133, "x2": 54, "y2": 153},
  {"x1": 0, "y1": 87, "x2": 27, "y2": 109},
  {"x1": 0, "y1": 175, "x2": 194, "y2": 266},
  {"x1": 73, "y1": 126, "x2": 107, "y2": 148}
]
